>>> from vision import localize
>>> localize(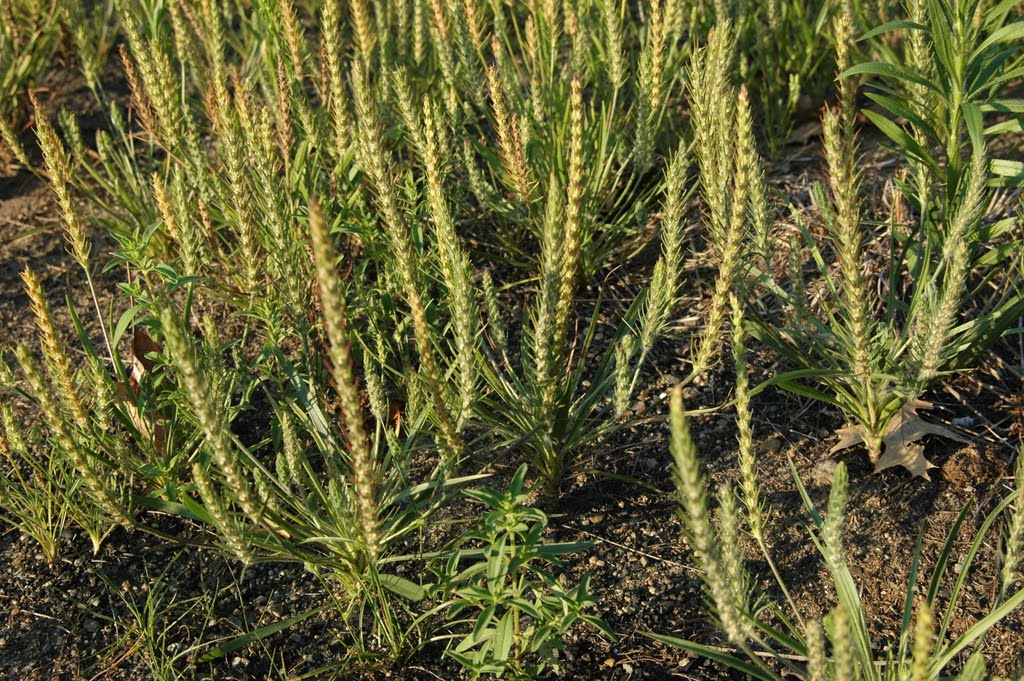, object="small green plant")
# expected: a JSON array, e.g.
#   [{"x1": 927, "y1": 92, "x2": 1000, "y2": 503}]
[
  {"x1": 0, "y1": 387, "x2": 71, "y2": 564},
  {"x1": 850, "y1": 0, "x2": 1024, "y2": 194},
  {"x1": 86, "y1": 558, "x2": 217, "y2": 681},
  {"x1": 649, "y1": 384, "x2": 1024, "y2": 680},
  {"x1": 431, "y1": 465, "x2": 614, "y2": 678}
]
